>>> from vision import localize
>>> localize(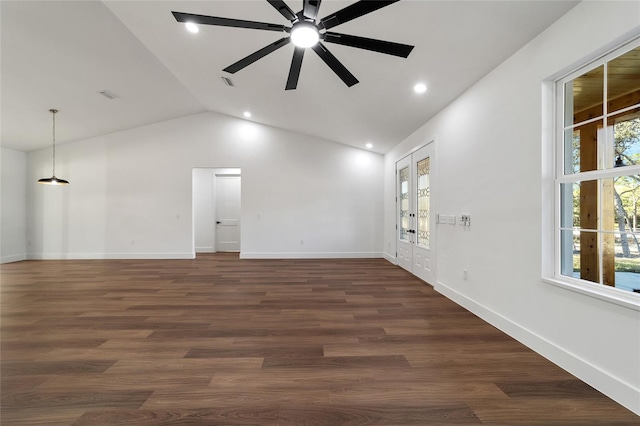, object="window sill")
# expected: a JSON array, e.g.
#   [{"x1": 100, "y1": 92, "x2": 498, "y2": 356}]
[{"x1": 543, "y1": 277, "x2": 640, "y2": 312}]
